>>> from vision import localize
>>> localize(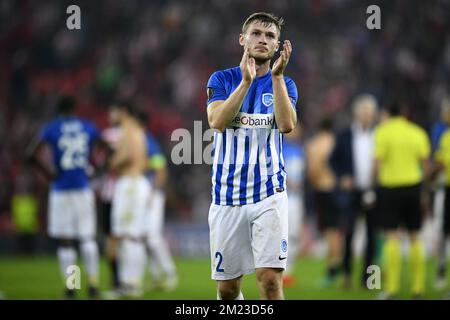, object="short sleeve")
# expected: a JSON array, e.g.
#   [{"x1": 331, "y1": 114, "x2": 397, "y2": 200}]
[
  {"x1": 435, "y1": 131, "x2": 450, "y2": 164},
  {"x1": 148, "y1": 133, "x2": 163, "y2": 156},
  {"x1": 285, "y1": 77, "x2": 298, "y2": 110},
  {"x1": 207, "y1": 71, "x2": 229, "y2": 105},
  {"x1": 88, "y1": 122, "x2": 100, "y2": 142},
  {"x1": 418, "y1": 129, "x2": 431, "y2": 159},
  {"x1": 147, "y1": 133, "x2": 166, "y2": 169}
]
